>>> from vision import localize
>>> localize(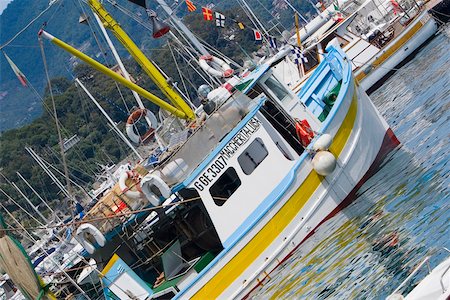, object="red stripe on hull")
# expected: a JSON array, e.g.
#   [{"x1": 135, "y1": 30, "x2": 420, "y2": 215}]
[{"x1": 243, "y1": 128, "x2": 400, "y2": 299}]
